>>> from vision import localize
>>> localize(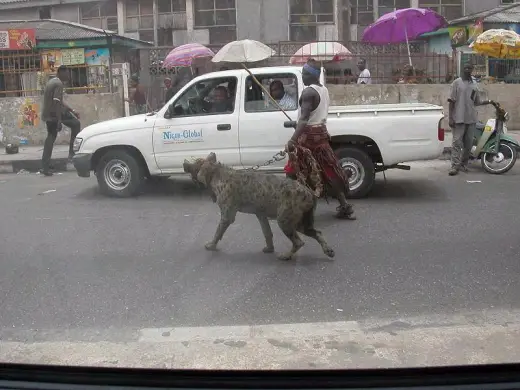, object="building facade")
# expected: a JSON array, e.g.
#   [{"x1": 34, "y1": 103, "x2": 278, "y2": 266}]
[{"x1": 0, "y1": 0, "x2": 508, "y2": 45}]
